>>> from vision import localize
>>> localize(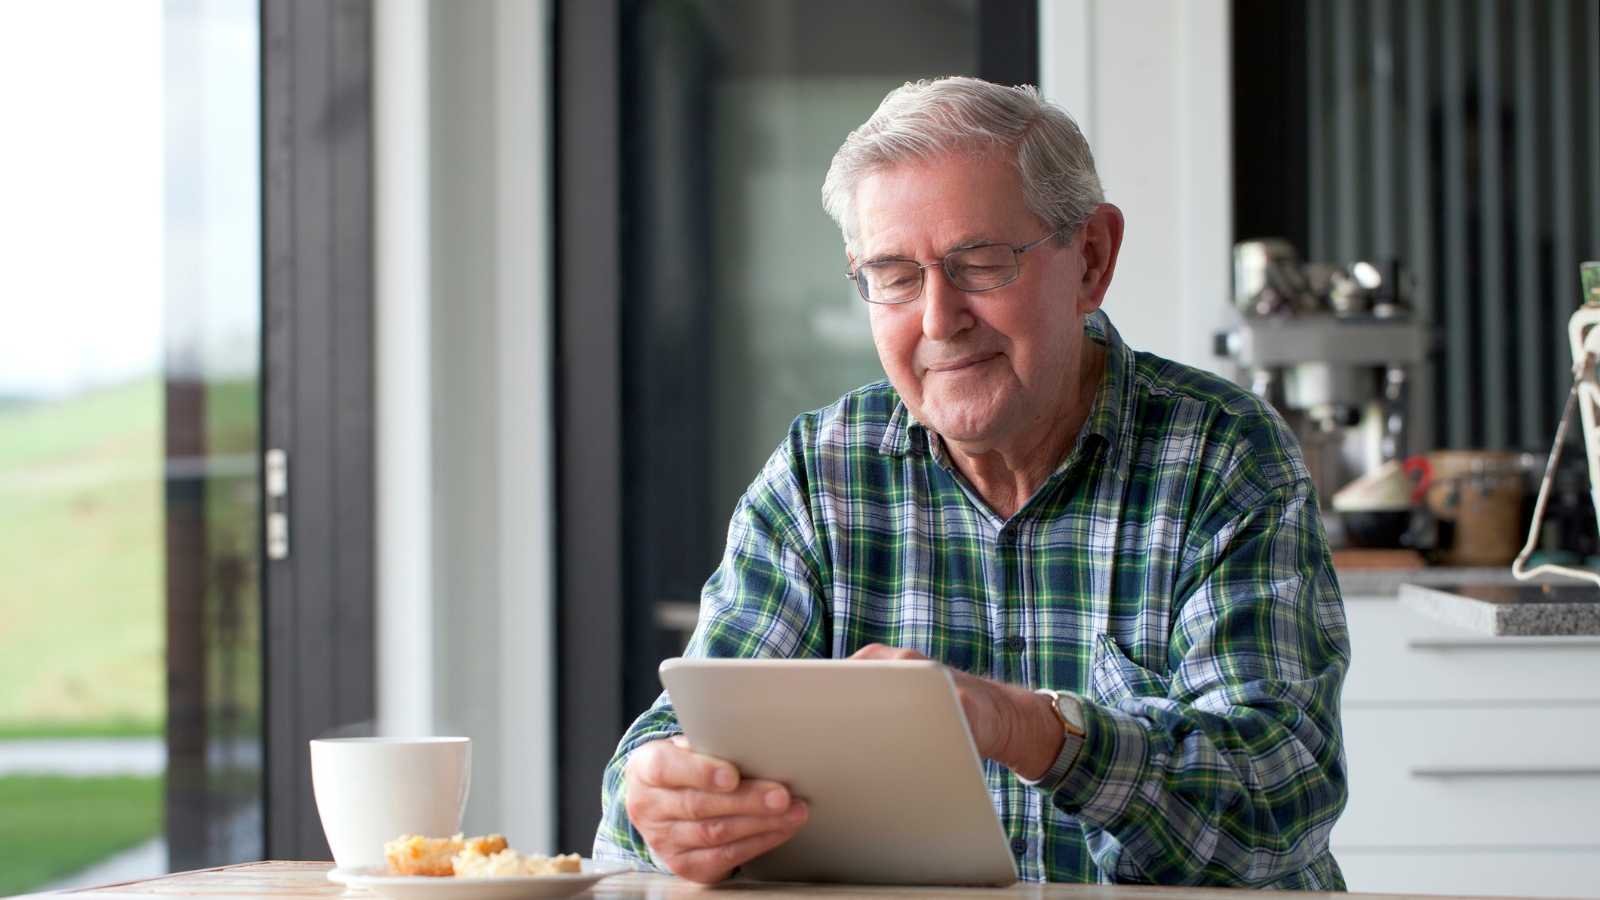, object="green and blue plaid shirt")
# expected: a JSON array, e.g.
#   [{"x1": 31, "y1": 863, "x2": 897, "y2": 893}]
[{"x1": 595, "y1": 311, "x2": 1349, "y2": 887}]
